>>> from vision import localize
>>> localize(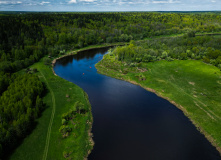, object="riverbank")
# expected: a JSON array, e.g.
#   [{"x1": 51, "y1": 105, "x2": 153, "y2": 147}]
[
  {"x1": 9, "y1": 59, "x2": 93, "y2": 160},
  {"x1": 96, "y1": 54, "x2": 221, "y2": 154},
  {"x1": 51, "y1": 42, "x2": 126, "y2": 74}
]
